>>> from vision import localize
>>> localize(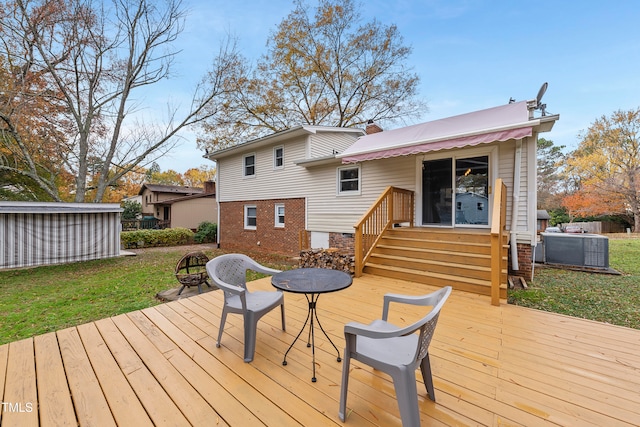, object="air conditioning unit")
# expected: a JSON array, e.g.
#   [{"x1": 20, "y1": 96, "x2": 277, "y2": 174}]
[{"x1": 541, "y1": 233, "x2": 609, "y2": 269}]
